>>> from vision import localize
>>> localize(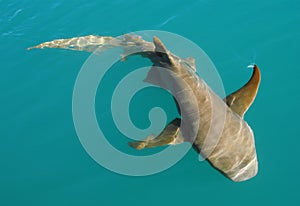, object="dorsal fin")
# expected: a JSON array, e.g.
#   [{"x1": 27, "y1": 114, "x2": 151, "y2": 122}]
[
  {"x1": 153, "y1": 36, "x2": 167, "y2": 53},
  {"x1": 153, "y1": 36, "x2": 174, "y2": 65},
  {"x1": 185, "y1": 57, "x2": 196, "y2": 71},
  {"x1": 225, "y1": 65, "x2": 261, "y2": 117}
]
